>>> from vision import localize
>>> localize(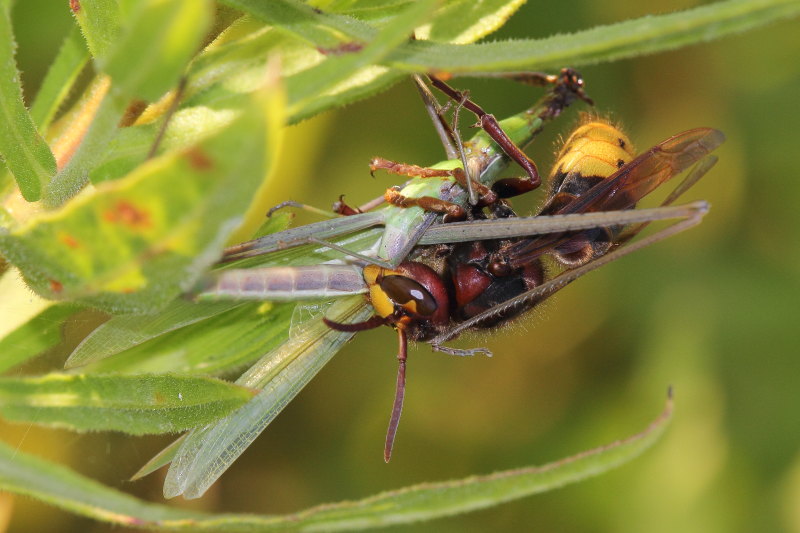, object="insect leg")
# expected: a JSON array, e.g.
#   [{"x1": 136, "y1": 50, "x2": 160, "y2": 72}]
[
  {"x1": 267, "y1": 200, "x2": 341, "y2": 219},
  {"x1": 331, "y1": 194, "x2": 387, "y2": 216},
  {"x1": 430, "y1": 343, "x2": 493, "y2": 357},
  {"x1": 418, "y1": 201, "x2": 710, "y2": 244},
  {"x1": 369, "y1": 157, "x2": 458, "y2": 178},
  {"x1": 449, "y1": 168, "x2": 497, "y2": 206},
  {"x1": 323, "y1": 315, "x2": 387, "y2": 332},
  {"x1": 502, "y1": 69, "x2": 593, "y2": 109},
  {"x1": 371, "y1": 156, "x2": 498, "y2": 210},
  {"x1": 267, "y1": 193, "x2": 390, "y2": 219},
  {"x1": 384, "y1": 186, "x2": 466, "y2": 222},
  {"x1": 428, "y1": 74, "x2": 541, "y2": 193}
]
